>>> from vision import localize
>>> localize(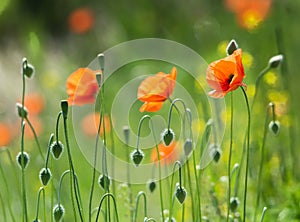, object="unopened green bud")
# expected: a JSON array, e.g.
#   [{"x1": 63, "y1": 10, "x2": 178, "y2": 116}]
[
  {"x1": 175, "y1": 183, "x2": 187, "y2": 204},
  {"x1": 16, "y1": 151, "x2": 30, "y2": 169},
  {"x1": 268, "y1": 54, "x2": 283, "y2": 69},
  {"x1": 22, "y1": 58, "x2": 35, "y2": 79},
  {"x1": 230, "y1": 197, "x2": 240, "y2": 212},
  {"x1": 98, "y1": 174, "x2": 110, "y2": 190},
  {"x1": 60, "y1": 100, "x2": 68, "y2": 118},
  {"x1": 39, "y1": 168, "x2": 52, "y2": 186},
  {"x1": 147, "y1": 180, "x2": 156, "y2": 193},
  {"x1": 183, "y1": 139, "x2": 193, "y2": 156},
  {"x1": 98, "y1": 53, "x2": 105, "y2": 71},
  {"x1": 16, "y1": 103, "x2": 28, "y2": 118},
  {"x1": 162, "y1": 129, "x2": 174, "y2": 146},
  {"x1": 269, "y1": 120, "x2": 280, "y2": 136},
  {"x1": 131, "y1": 149, "x2": 144, "y2": 167},
  {"x1": 226, "y1": 39, "x2": 238, "y2": 55},
  {"x1": 53, "y1": 204, "x2": 64, "y2": 222},
  {"x1": 50, "y1": 141, "x2": 64, "y2": 159},
  {"x1": 209, "y1": 144, "x2": 222, "y2": 163}
]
